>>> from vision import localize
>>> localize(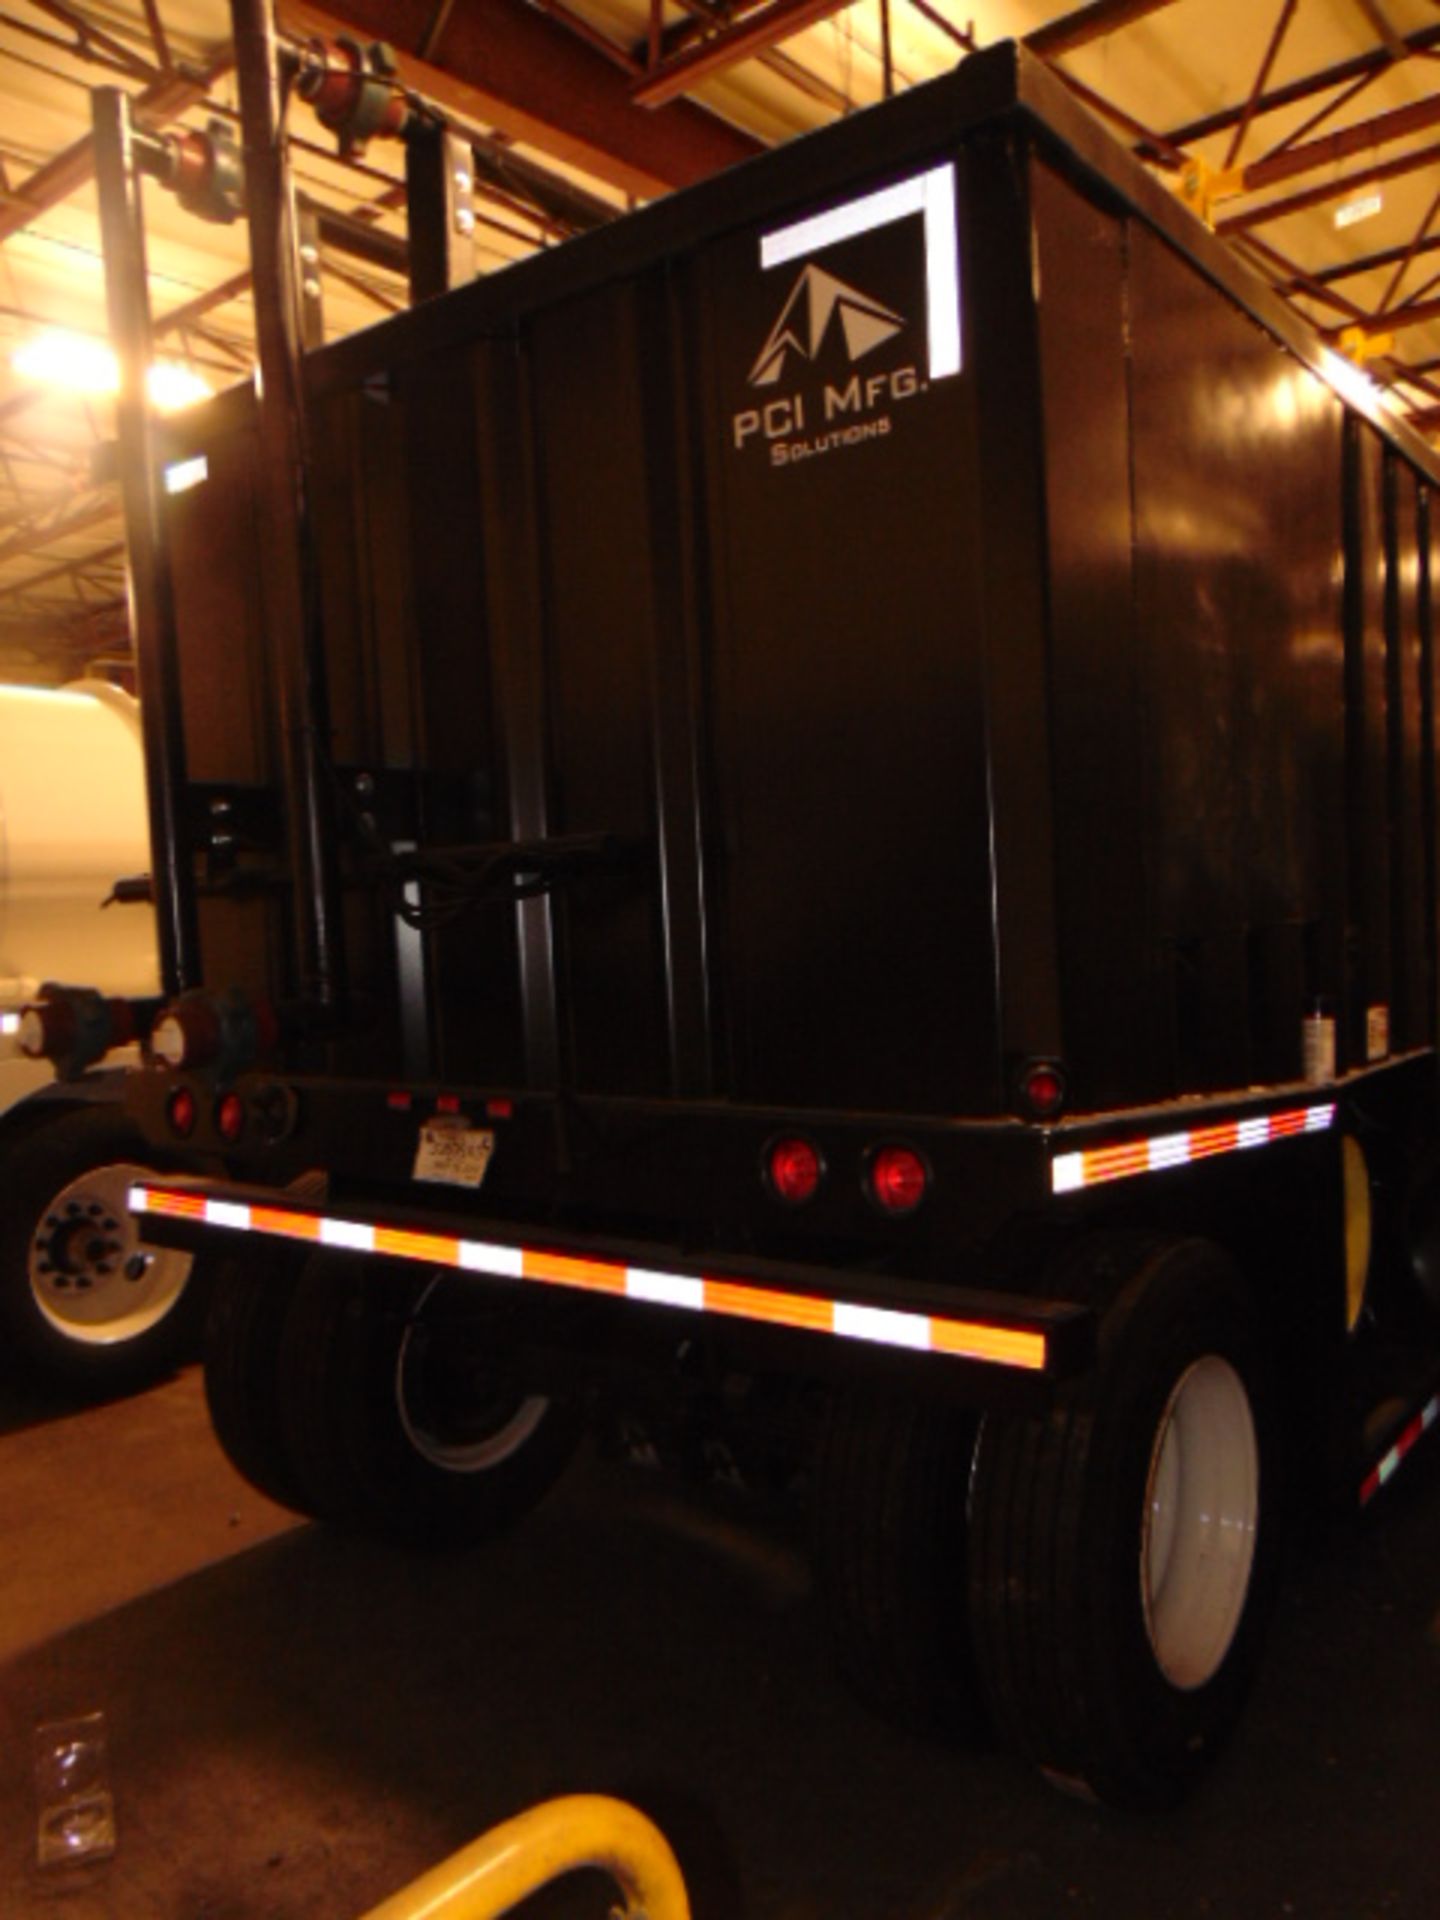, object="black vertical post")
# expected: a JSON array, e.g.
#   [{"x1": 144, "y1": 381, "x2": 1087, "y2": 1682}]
[
  {"x1": 405, "y1": 123, "x2": 477, "y2": 302},
  {"x1": 93, "y1": 86, "x2": 201, "y2": 997},
  {"x1": 636, "y1": 270, "x2": 715, "y2": 1097},
  {"x1": 231, "y1": 0, "x2": 346, "y2": 1014},
  {"x1": 1341, "y1": 414, "x2": 1366, "y2": 1074},
  {"x1": 1418, "y1": 487, "x2": 1438, "y2": 1047},
  {"x1": 473, "y1": 339, "x2": 561, "y2": 1090},
  {"x1": 961, "y1": 130, "x2": 1064, "y2": 1105},
  {"x1": 1382, "y1": 451, "x2": 1409, "y2": 1047}
]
